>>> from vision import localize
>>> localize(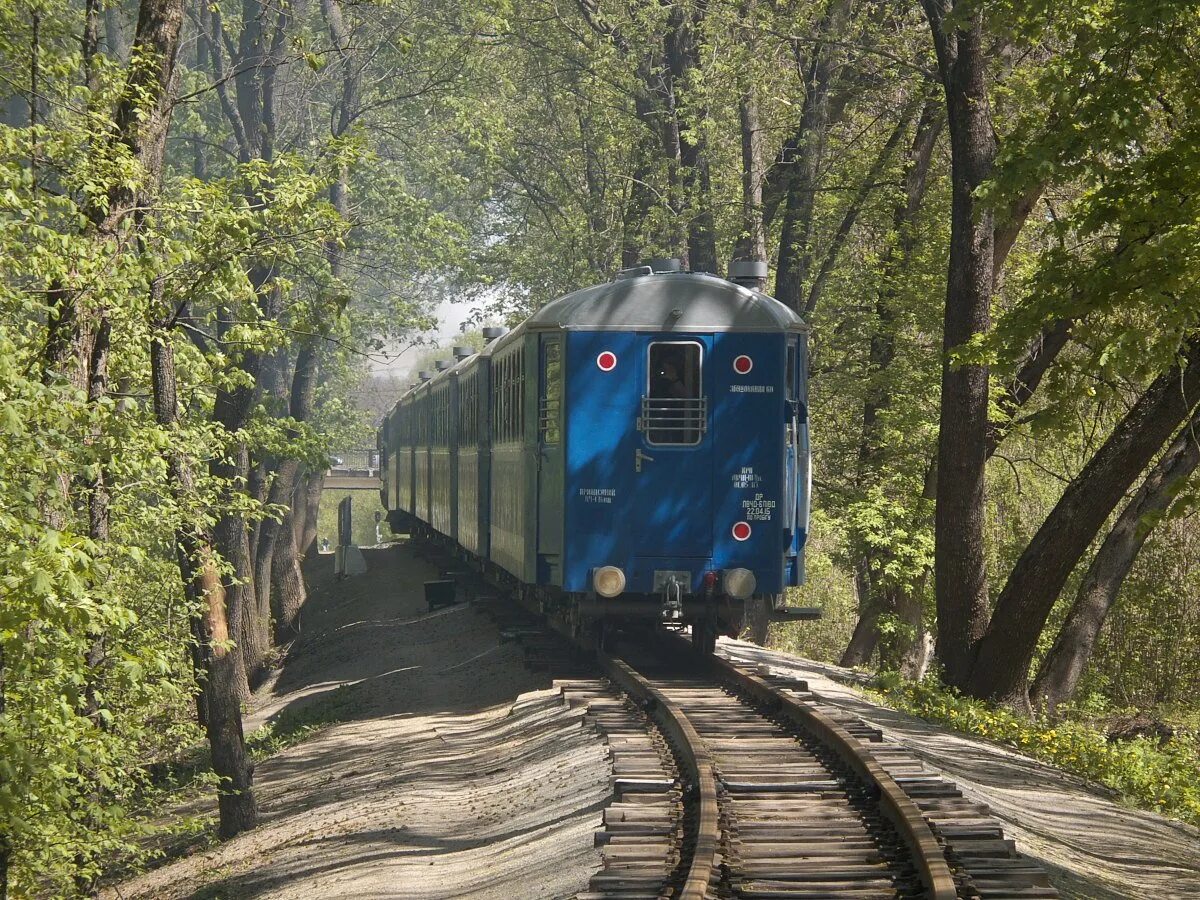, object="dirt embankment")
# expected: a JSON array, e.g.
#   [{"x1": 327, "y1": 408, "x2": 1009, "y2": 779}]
[{"x1": 109, "y1": 544, "x2": 608, "y2": 900}]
